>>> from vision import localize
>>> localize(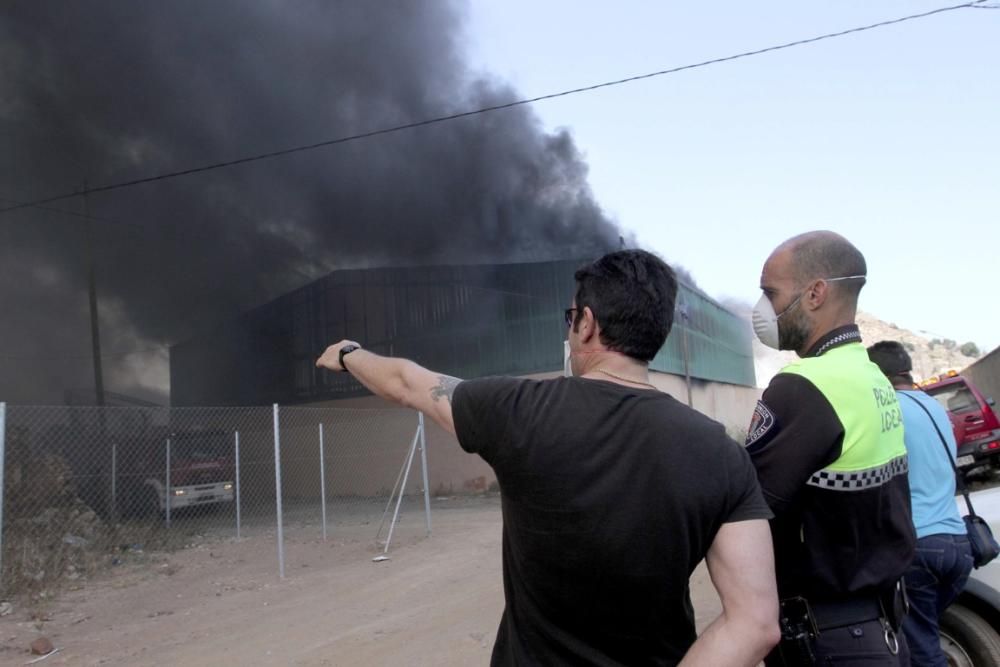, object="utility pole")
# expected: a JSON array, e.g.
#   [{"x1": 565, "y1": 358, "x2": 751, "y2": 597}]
[
  {"x1": 83, "y1": 181, "x2": 105, "y2": 406},
  {"x1": 678, "y1": 301, "x2": 693, "y2": 408}
]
